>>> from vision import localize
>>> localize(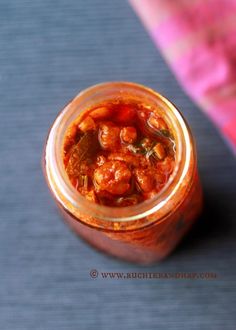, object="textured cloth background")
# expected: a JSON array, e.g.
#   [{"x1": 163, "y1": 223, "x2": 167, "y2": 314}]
[{"x1": 0, "y1": 0, "x2": 236, "y2": 329}]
